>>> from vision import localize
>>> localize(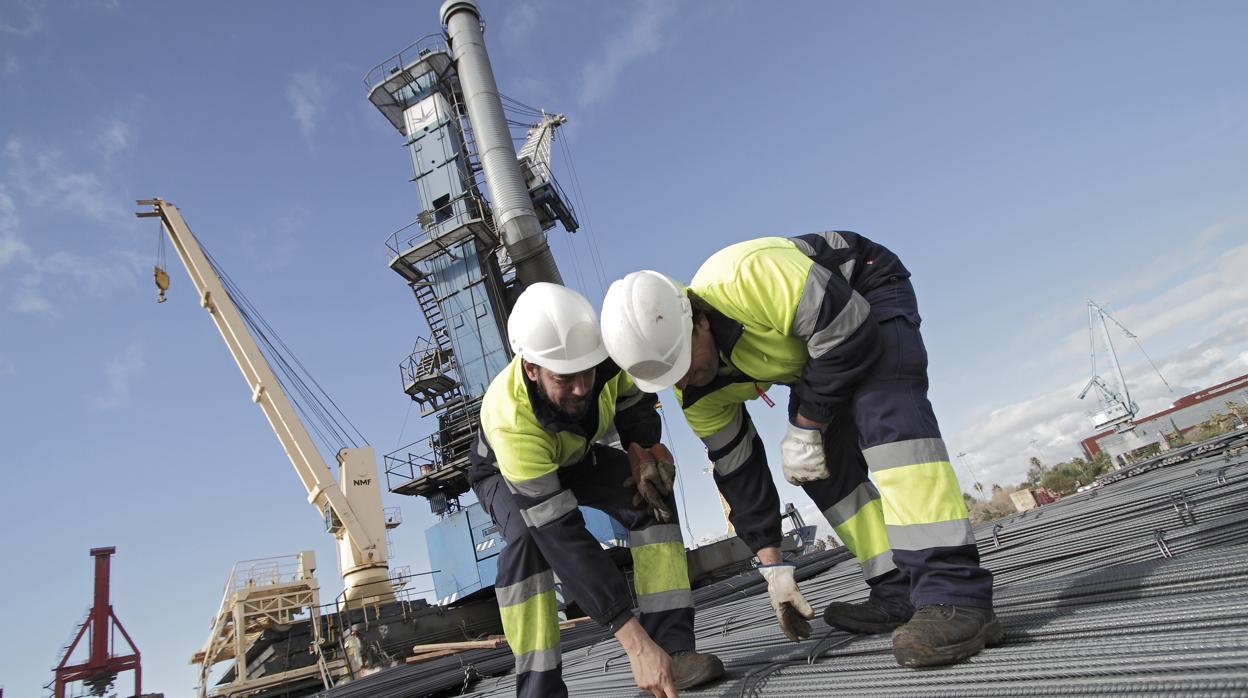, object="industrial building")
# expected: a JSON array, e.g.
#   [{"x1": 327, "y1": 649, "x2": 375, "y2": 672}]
[{"x1": 1081, "y1": 372, "x2": 1248, "y2": 464}]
